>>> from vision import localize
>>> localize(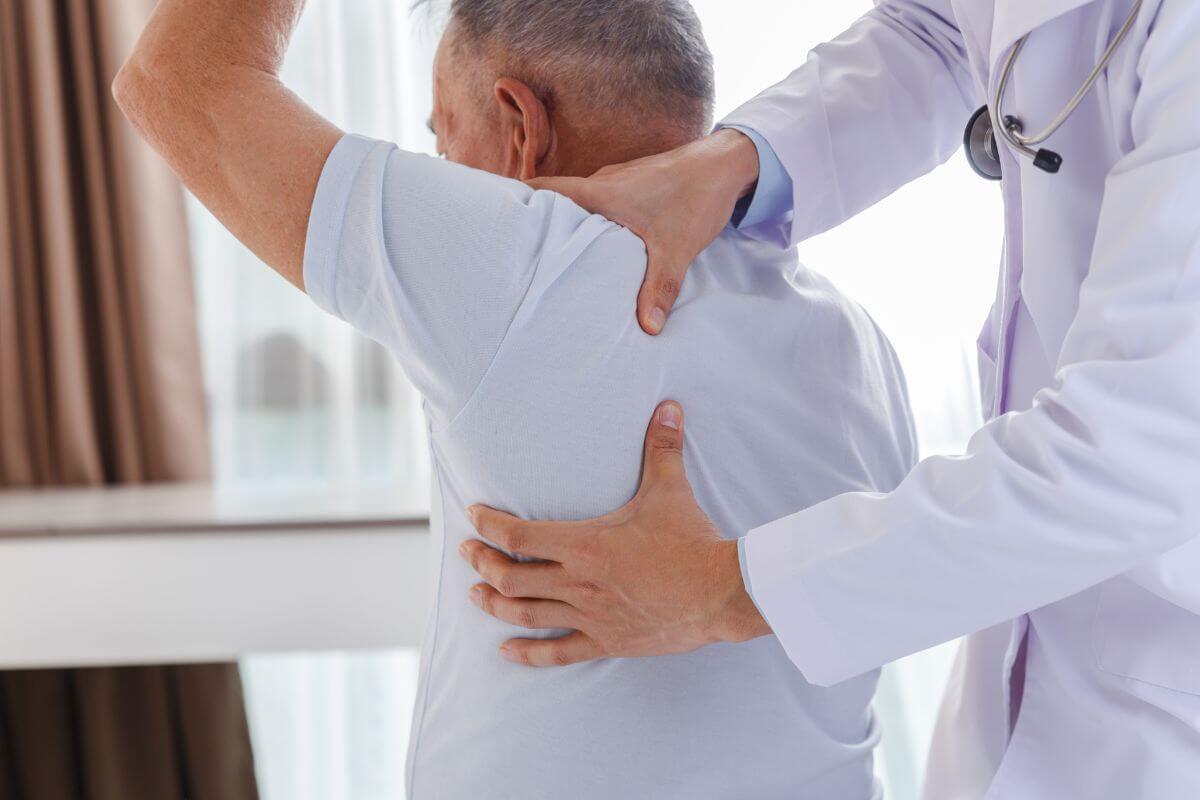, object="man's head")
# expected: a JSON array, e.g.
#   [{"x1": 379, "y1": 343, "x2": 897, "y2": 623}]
[{"x1": 420, "y1": 0, "x2": 715, "y2": 180}]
